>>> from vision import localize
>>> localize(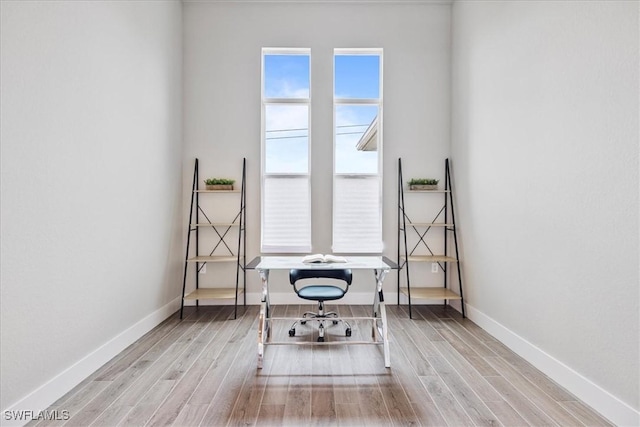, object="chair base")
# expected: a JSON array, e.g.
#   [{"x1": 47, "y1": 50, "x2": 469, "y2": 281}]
[{"x1": 289, "y1": 302, "x2": 351, "y2": 341}]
